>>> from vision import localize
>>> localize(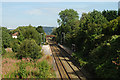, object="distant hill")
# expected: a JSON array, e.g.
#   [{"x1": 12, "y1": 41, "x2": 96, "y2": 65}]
[
  {"x1": 43, "y1": 27, "x2": 55, "y2": 35},
  {"x1": 9, "y1": 29, "x2": 15, "y2": 30},
  {"x1": 8, "y1": 26, "x2": 55, "y2": 35}
]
